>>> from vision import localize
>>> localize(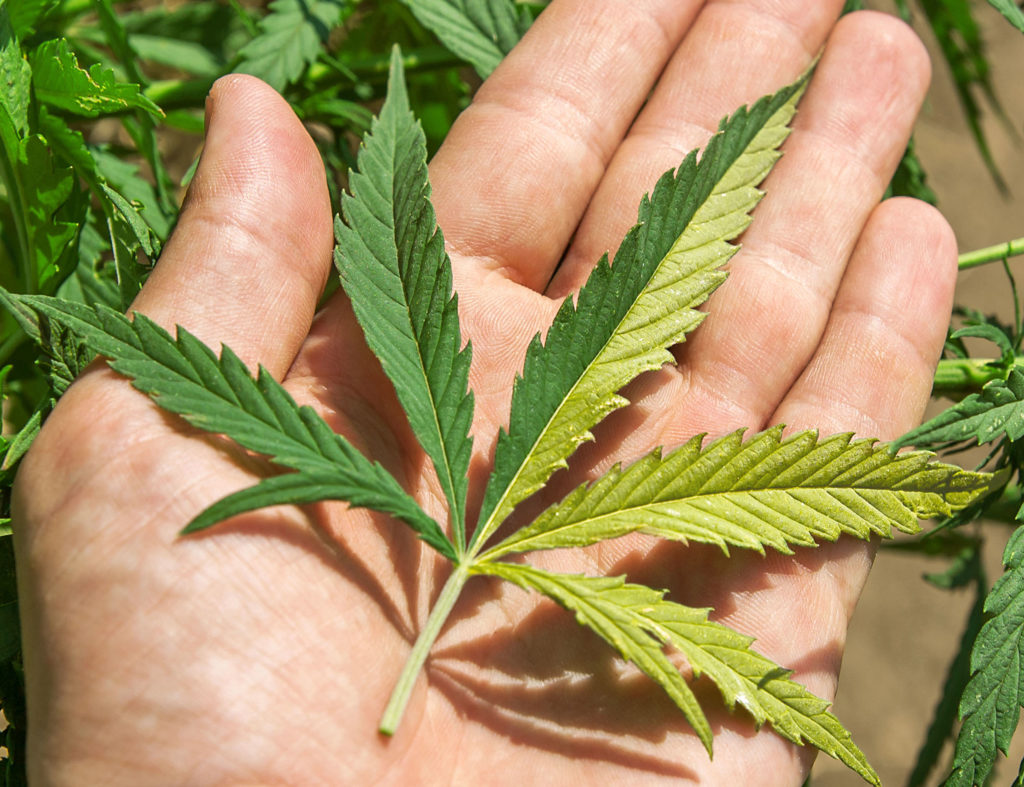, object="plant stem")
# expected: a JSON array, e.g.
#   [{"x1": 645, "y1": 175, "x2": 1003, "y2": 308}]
[
  {"x1": 932, "y1": 357, "x2": 1020, "y2": 397},
  {"x1": 379, "y1": 565, "x2": 469, "y2": 735},
  {"x1": 144, "y1": 78, "x2": 216, "y2": 112},
  {"x1": 143, "y1": 48, "x2": 462, "y2": 111},
  {"x1": 958, "y1": 237, "x2": 1024, "y2": 270}
]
